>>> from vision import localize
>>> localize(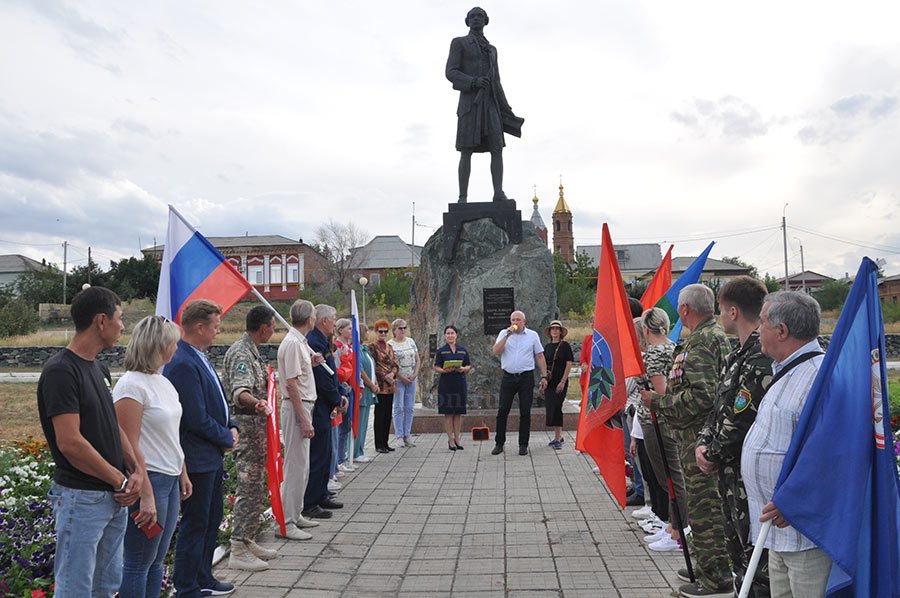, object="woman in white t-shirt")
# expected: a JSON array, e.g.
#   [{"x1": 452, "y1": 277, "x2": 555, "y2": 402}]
[
  {"x1": 387, "y1": 318, "x2": 420, "y2": 448},
  {"x1": 113, "y1": 315, "x2": 191, "y2": 598}
]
